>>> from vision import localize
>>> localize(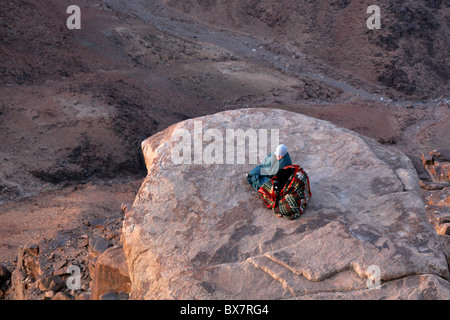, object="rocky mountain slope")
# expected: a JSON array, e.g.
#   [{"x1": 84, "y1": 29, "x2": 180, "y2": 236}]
[
  {"x1": 164, "y1": 0, "x2": 449, "y2": 100},
  {"x1": 0, "y1": 0, "x2": 448, "y2": 300}
]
